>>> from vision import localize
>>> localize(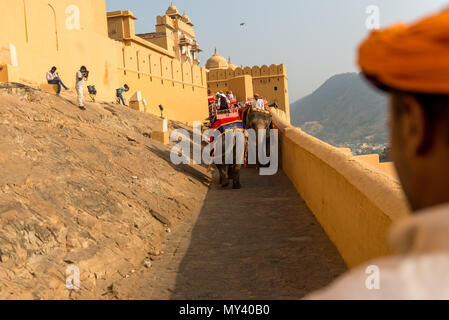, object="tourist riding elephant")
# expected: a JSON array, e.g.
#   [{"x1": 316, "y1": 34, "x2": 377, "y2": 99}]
[{"x1": 210, "y1": 93, "x2": 246, "y2": 189}]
